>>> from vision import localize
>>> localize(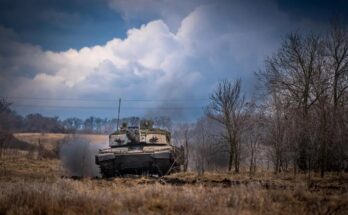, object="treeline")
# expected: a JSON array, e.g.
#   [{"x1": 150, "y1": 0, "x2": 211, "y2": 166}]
[
  {"x1": 173, "y1": 22, "x2": 348, "y2": 176},
  {"x1": 1, "y1": 21, "x2": 347, "y2": 176},
  {"x1": 0, "y1": 104, "x2": 172, "y2": 134}
]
